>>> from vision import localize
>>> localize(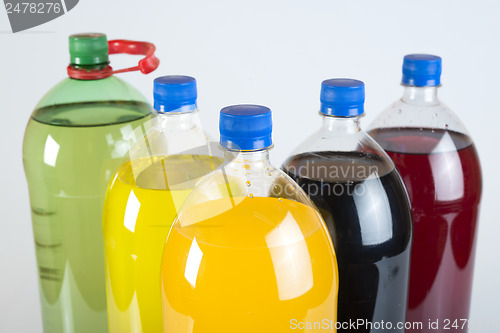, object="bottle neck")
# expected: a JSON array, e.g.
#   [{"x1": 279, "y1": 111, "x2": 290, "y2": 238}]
[
  {"x1": 321, "y1": 114, "x2": 362, "y2": 134},
  {"x1": 224, "y1": 148, "x2": 272, "y2": 172},
  {"x1": 70, "y1": 62, "x2": 109, "y2": 70},
  {"x1": 401, "y1": 85, "x2": 439, "y2": 106},
  {"x1": 68, "y1": 62, "x2": 112, "y2": 80},
  {"x1": 156, "y1": 109, "x2": 202, "y2": 132}
]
